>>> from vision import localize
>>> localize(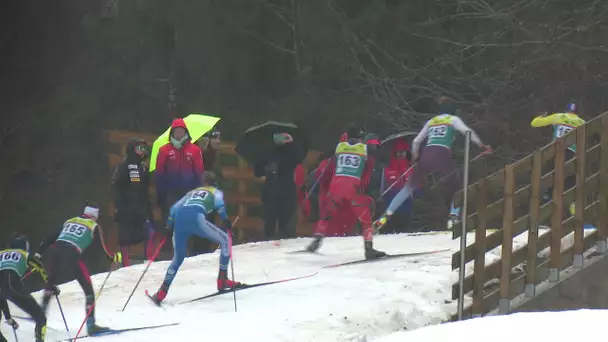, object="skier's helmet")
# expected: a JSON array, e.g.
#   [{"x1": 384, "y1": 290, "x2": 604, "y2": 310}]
[
  {"x1": 9, "y1": 233, "x2": 30, "y2": 253},
  {"x1": 346, "y1": 126, "x2": 365, "y2": 141},
  {"x1": 202, "y1": 171, "x2": 217, "y2": 186}
]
